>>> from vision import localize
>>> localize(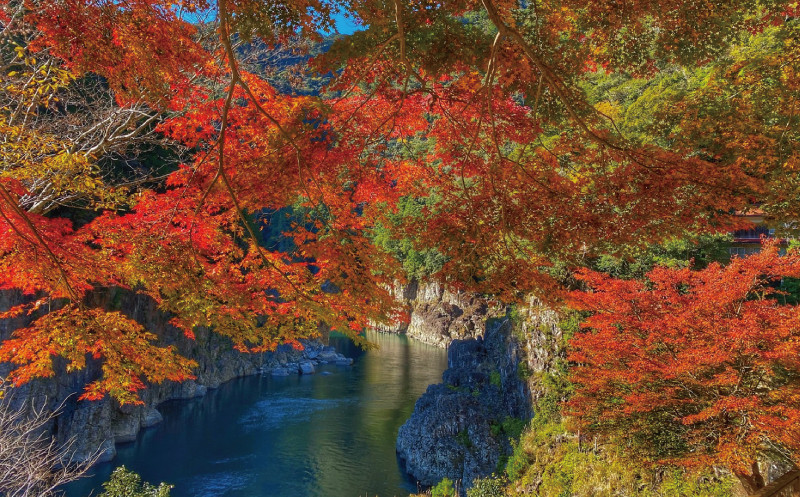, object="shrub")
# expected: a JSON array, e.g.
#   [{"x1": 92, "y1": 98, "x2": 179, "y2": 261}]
[
  {"x1": 431, "y1": 477, "x2": 456, "y2": 497},
  {"x1": 490, "y1": 417, "x2": 527, "y2": 441},
  {"x1": 455, "y1": 430, "x2": 473, "y2": 449},
  {"x1": 467, "y1": 475, "x2": 506, "y2": 497},
  {"x1": 100, "y1": 466, "x2": 172, "y2": 497},
  {"x1": 489, "y1": 371, "x2": 502, "y2": 388},
  {"x1": 516, "y1": 362, "x2": 532, "y2": 381},
  {"x1": 0, "y1": 384, "x2": 96, "y2": 497},
  {"x1": 504, "y1": 439, "x2": 532, "y2": 482}
]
